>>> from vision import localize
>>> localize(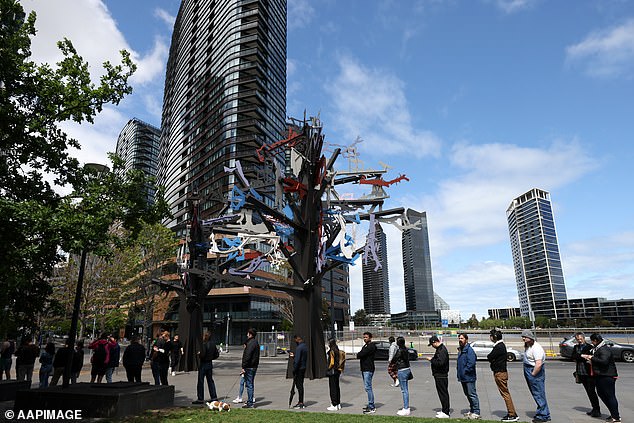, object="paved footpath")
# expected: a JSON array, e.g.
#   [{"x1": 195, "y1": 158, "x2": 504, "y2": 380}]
[{"x1": 3, "y1": 353, "x2": 633, "y2": 421}]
